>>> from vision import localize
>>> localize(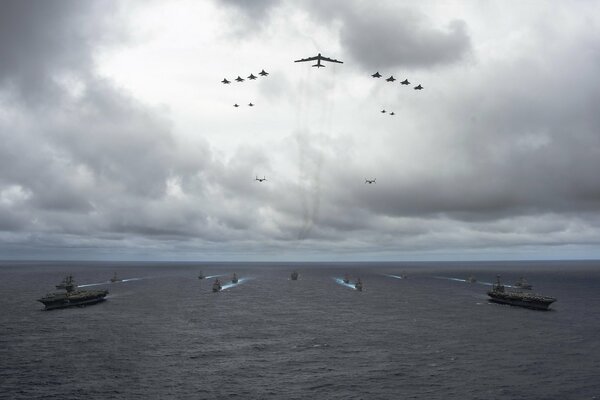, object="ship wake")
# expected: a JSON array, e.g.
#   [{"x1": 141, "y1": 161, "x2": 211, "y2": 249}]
[
  {"x1": 334, "y1": 277, "x2": 357, "y2": 290},
  {"x1": 221, "y1": 277, "x2": 251, "y2": 291}
]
